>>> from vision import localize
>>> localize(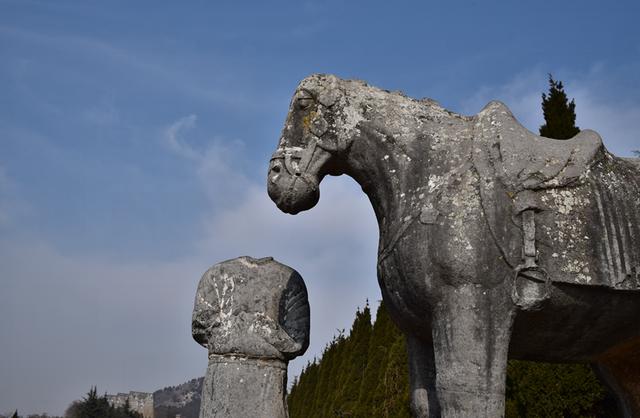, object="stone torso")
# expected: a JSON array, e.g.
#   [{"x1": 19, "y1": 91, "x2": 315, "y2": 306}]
[{"x1": 192, "y1": 256, "x2": 310, "y2": 418}]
